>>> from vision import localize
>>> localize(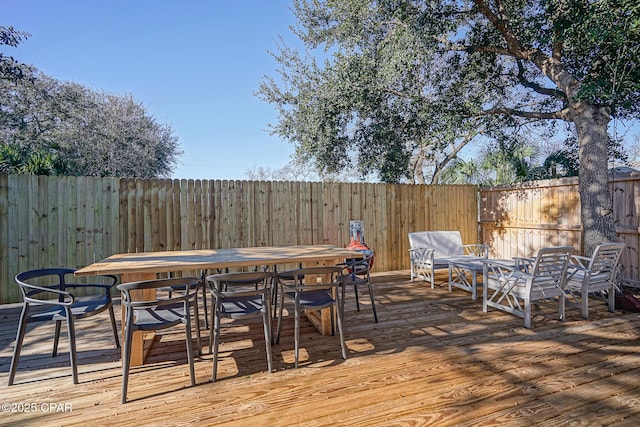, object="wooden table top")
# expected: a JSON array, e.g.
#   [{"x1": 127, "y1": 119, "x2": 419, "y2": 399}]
[{"x1": 74, "y1": 245, "x2": 364, "y2": 277}]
